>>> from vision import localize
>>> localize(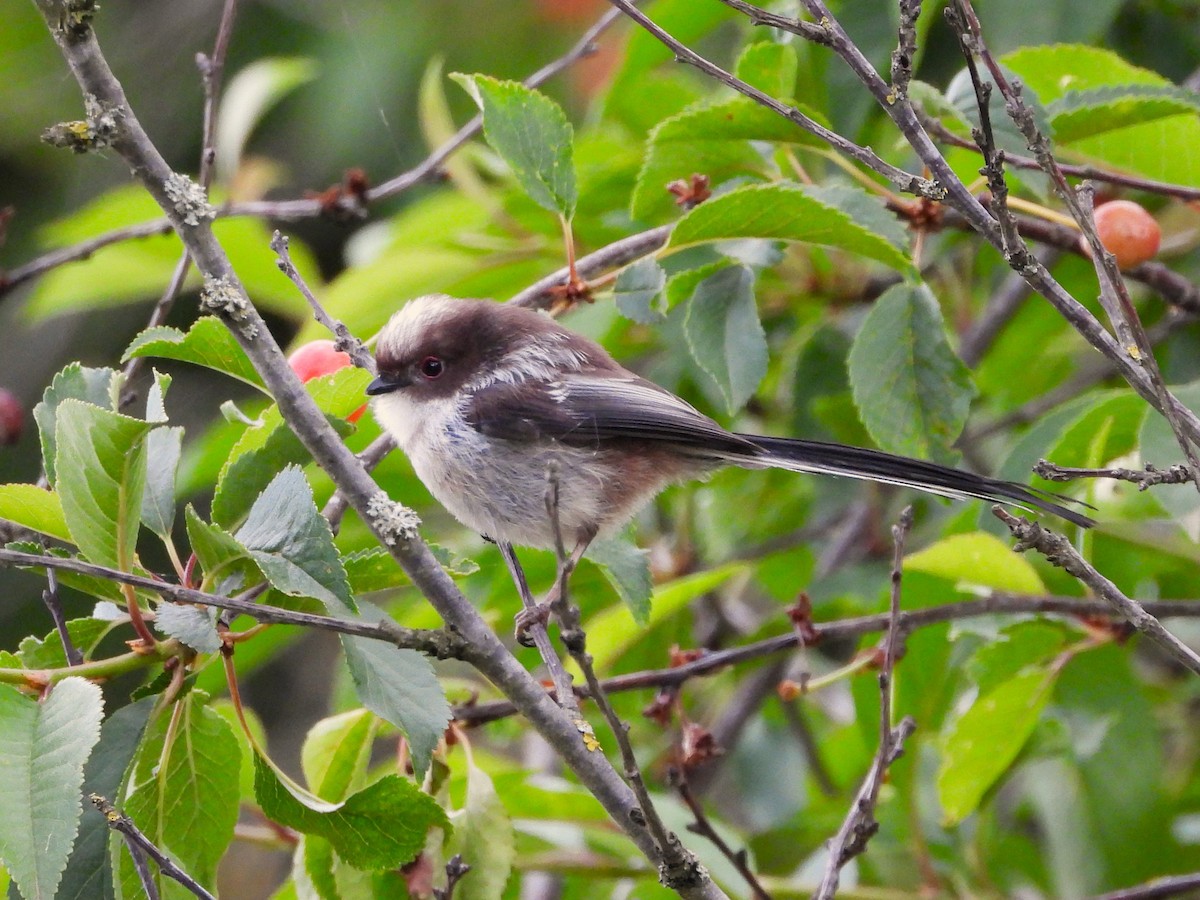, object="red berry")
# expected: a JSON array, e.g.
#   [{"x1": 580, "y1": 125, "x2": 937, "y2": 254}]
[
  {"x1": 0, "y1": 388, "x2": 23, "y2": 446},
  {"x1": 287, "y1": 340, "x2": 365, "y2": 423},
  {"x1": 1093, "y1": 200, "x2": 1161, "y2": 269}
]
